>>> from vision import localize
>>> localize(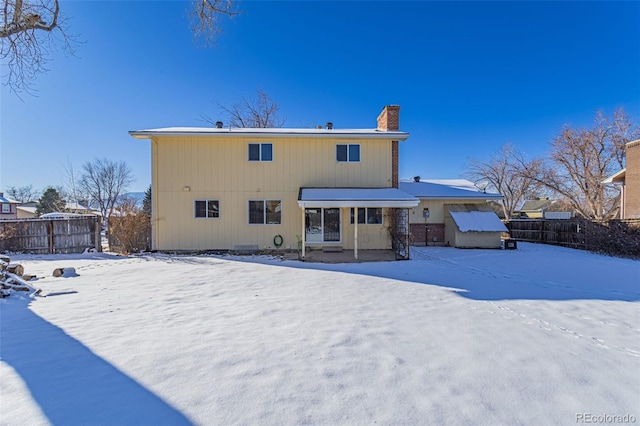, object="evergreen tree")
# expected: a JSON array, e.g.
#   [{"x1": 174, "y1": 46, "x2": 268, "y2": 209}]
[
  {"x1": 142, "y1": 185, "x2": 152, "y2": 216},
  {"x1": 36, "y1": 187, "x2": 66, "y2": 216}
]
